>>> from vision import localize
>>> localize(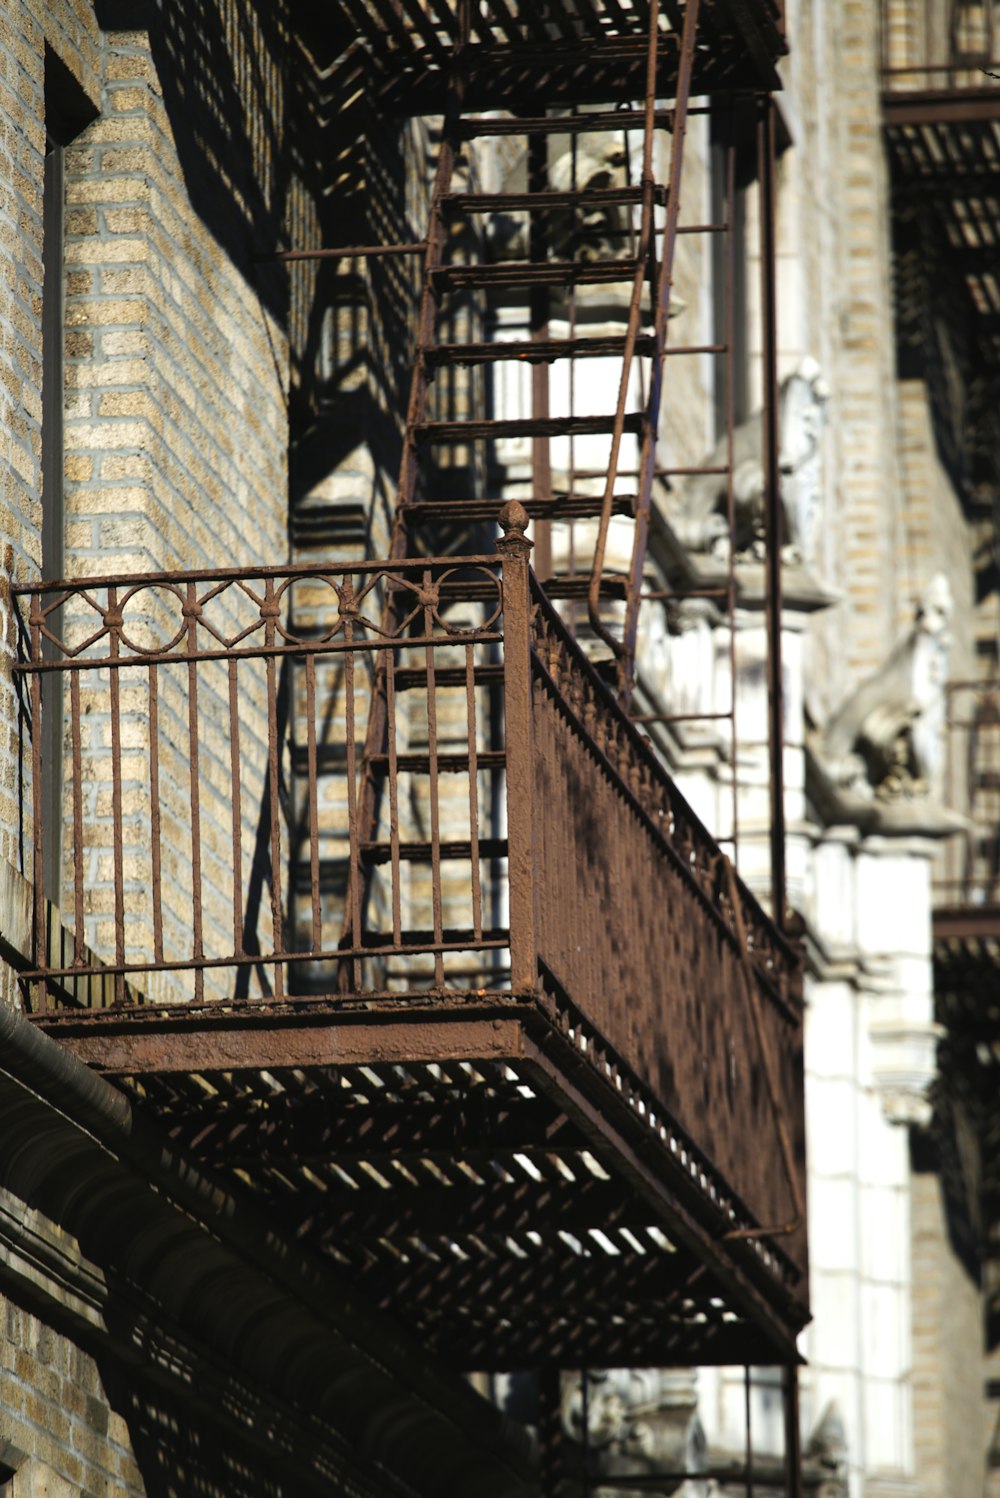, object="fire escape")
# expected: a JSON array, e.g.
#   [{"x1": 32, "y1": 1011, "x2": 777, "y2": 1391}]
[
  {"x1": 881, "y1": 0, "x2": 1000, "y2": 1405},
  {"x1": 15, "y1": 1, "x2": 806, "y2": 1487}
]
